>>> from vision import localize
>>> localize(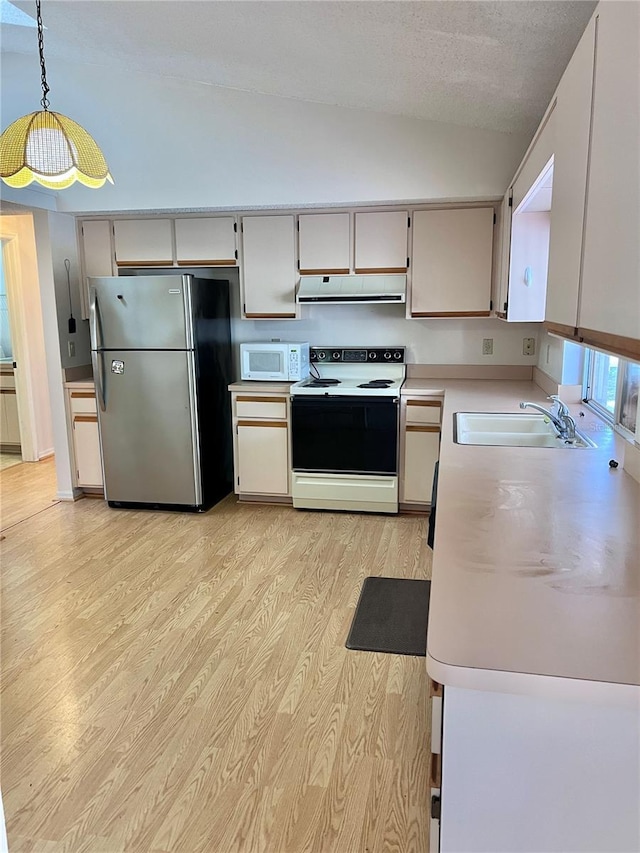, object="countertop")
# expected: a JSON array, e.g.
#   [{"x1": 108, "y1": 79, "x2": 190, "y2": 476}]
[
  {"x1": 228, "y1": 381, "x2": 294, "y2": 393},
  {"x1": 425, "y1": 379, "x2": 640, "y2": 707}
]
